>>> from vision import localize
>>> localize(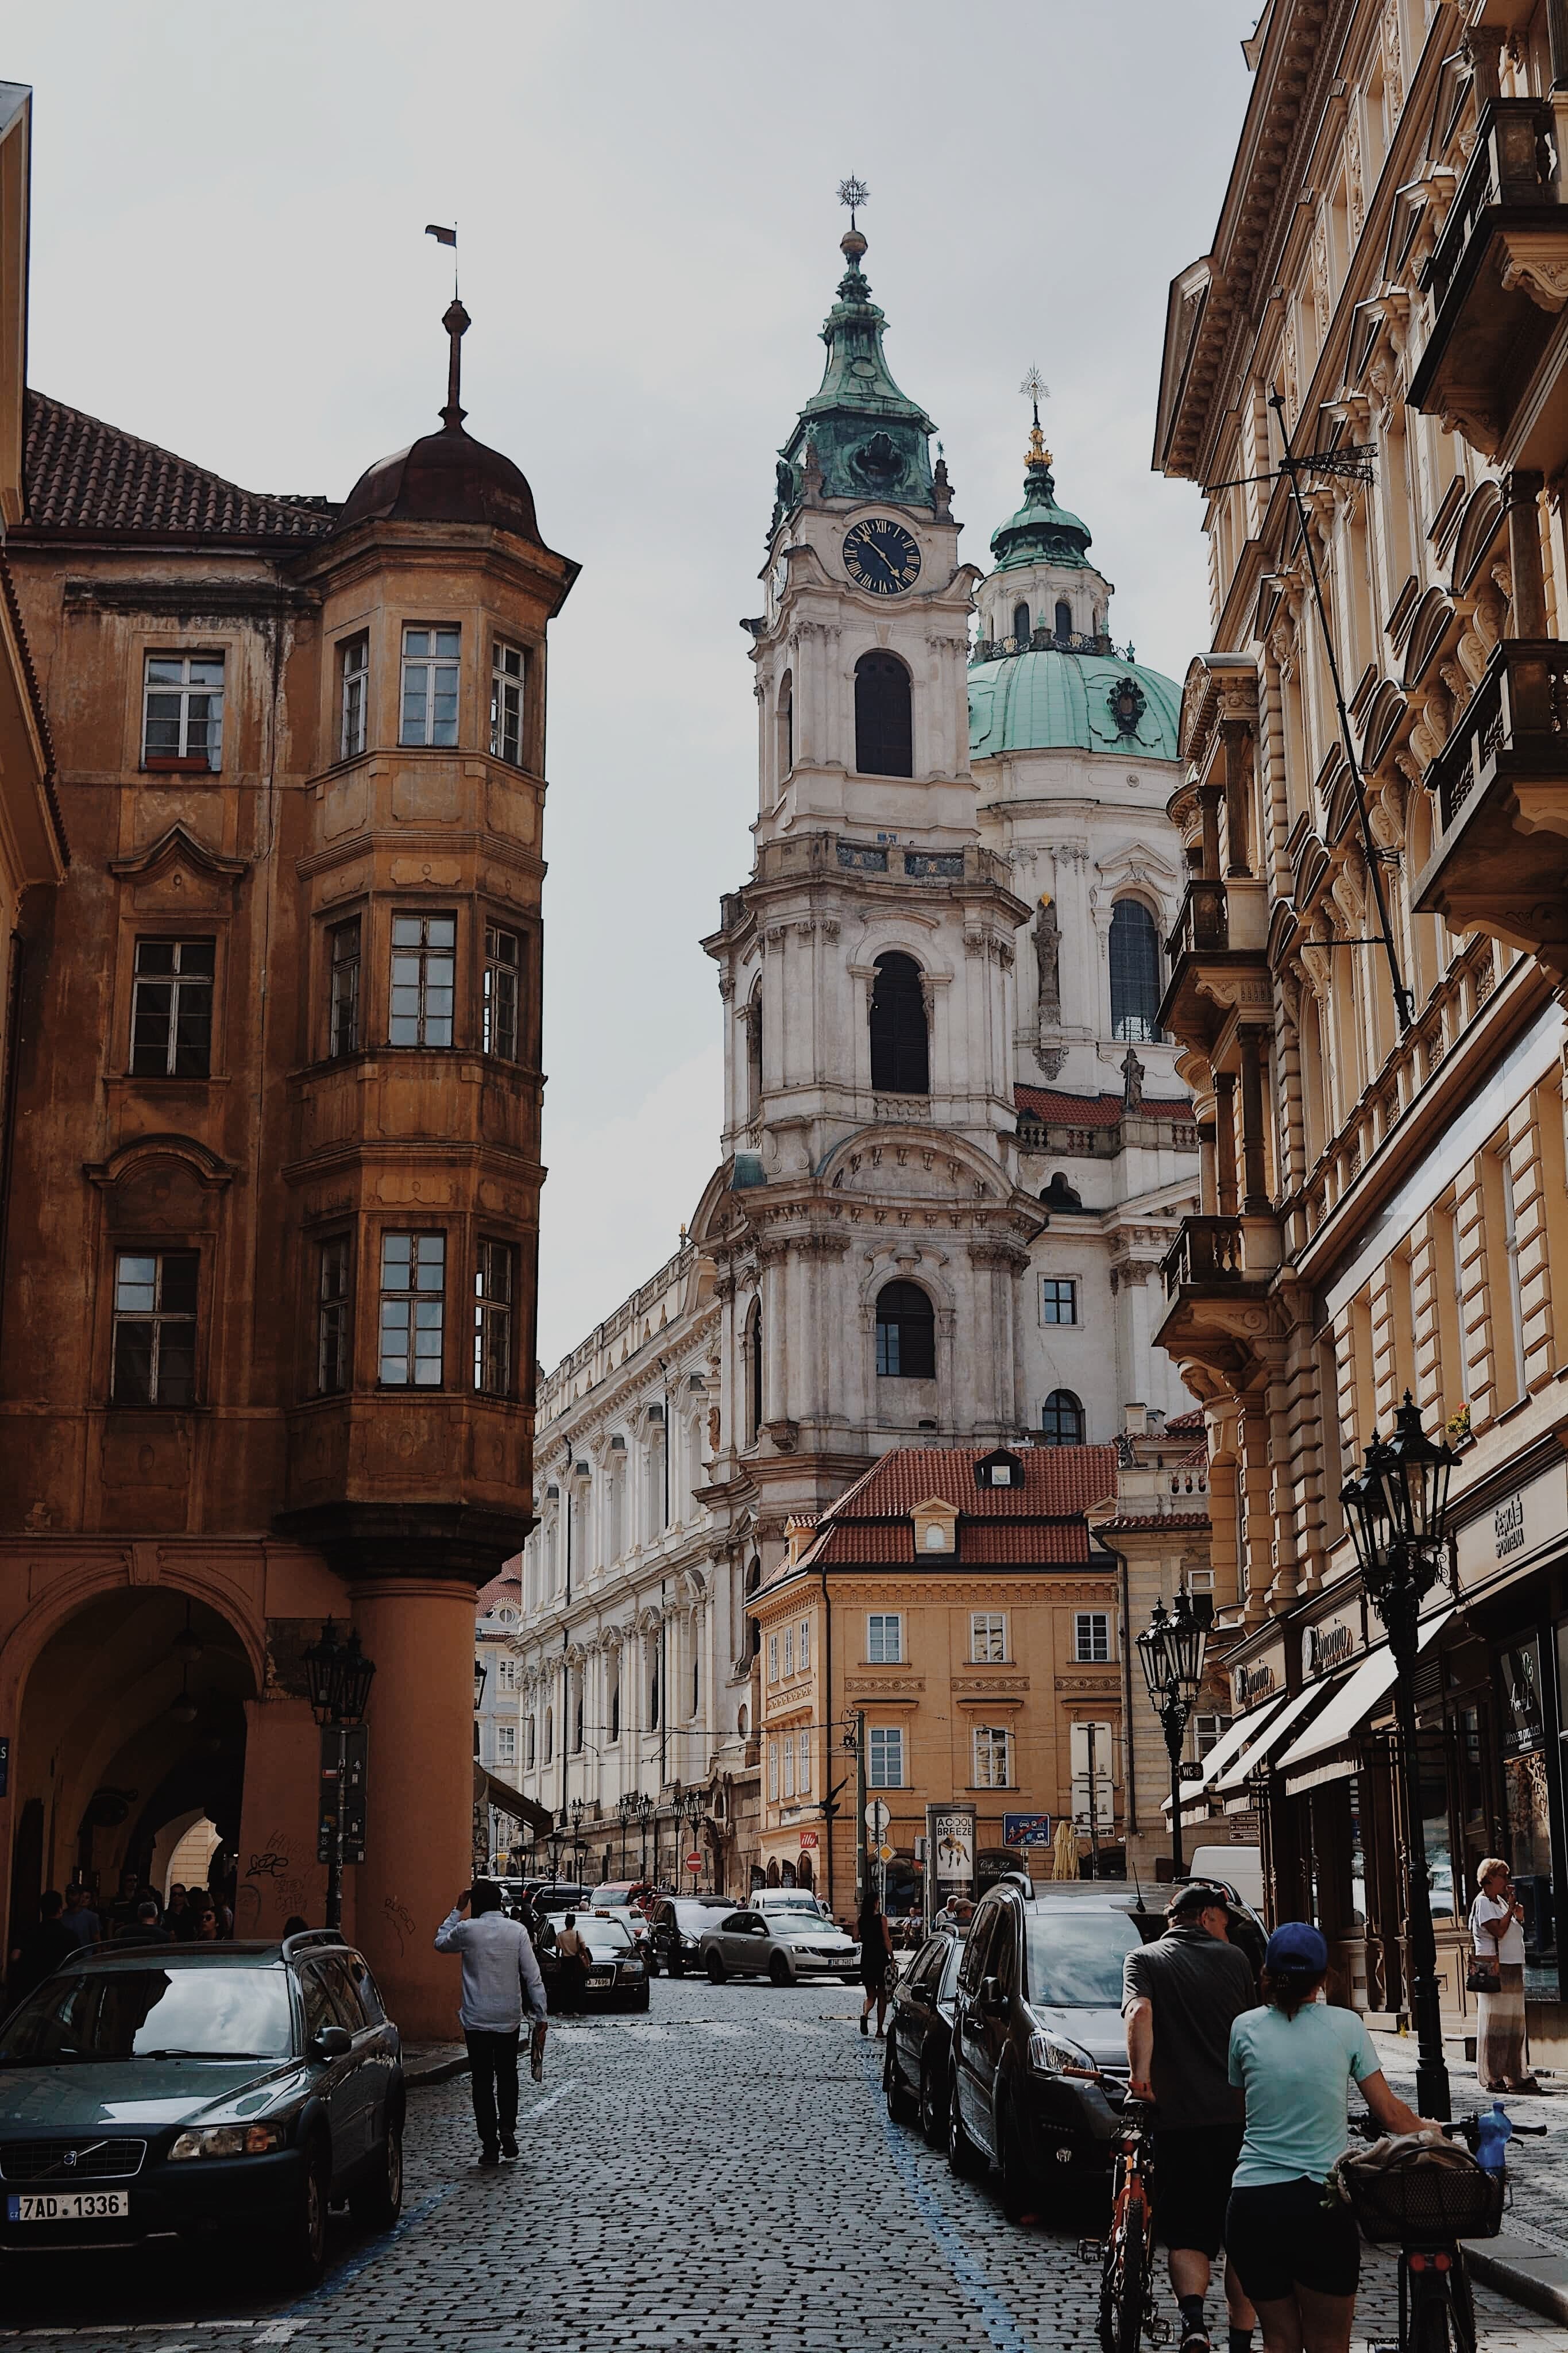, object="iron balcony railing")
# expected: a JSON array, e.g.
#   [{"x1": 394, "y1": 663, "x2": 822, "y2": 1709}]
[
  {"x1": 1422, "y1": 99, "x2": 1555, "y2": 315},
  {"x1": 1427, "y1": 639, "x2": 1568, "y2": 835},
  {"x1": 1166, "y1": 878, "x2": 1229, "y2": 963},
  {"x1": 1161, "y1": 1216, "x2": 1243, "y2": 1299}
]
